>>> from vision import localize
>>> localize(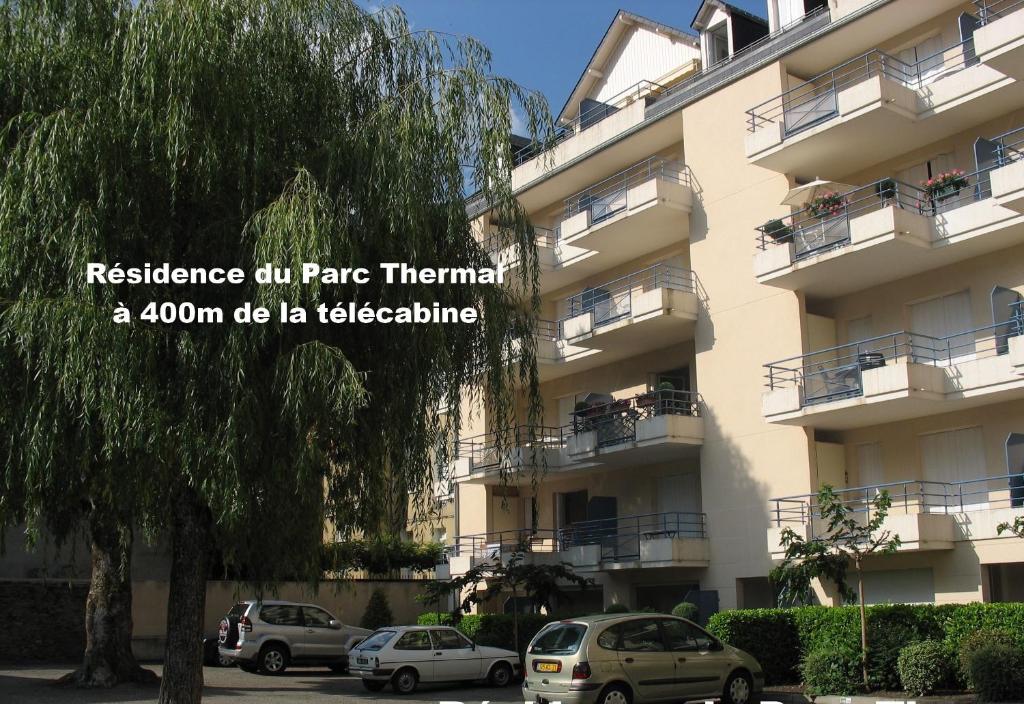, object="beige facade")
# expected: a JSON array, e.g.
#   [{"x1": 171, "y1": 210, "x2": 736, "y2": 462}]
[{"x1": 444, "y1": 0, "x2": 1024, "y2": 615}]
